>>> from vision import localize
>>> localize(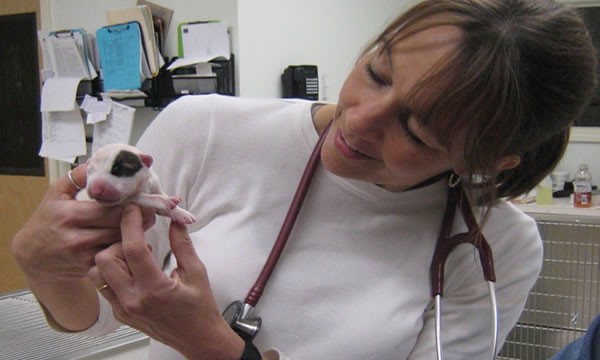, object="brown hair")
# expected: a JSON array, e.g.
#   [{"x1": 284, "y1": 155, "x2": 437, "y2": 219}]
[{"x1": 363, "y1": 0, "x2": 597, "y2": 203}]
